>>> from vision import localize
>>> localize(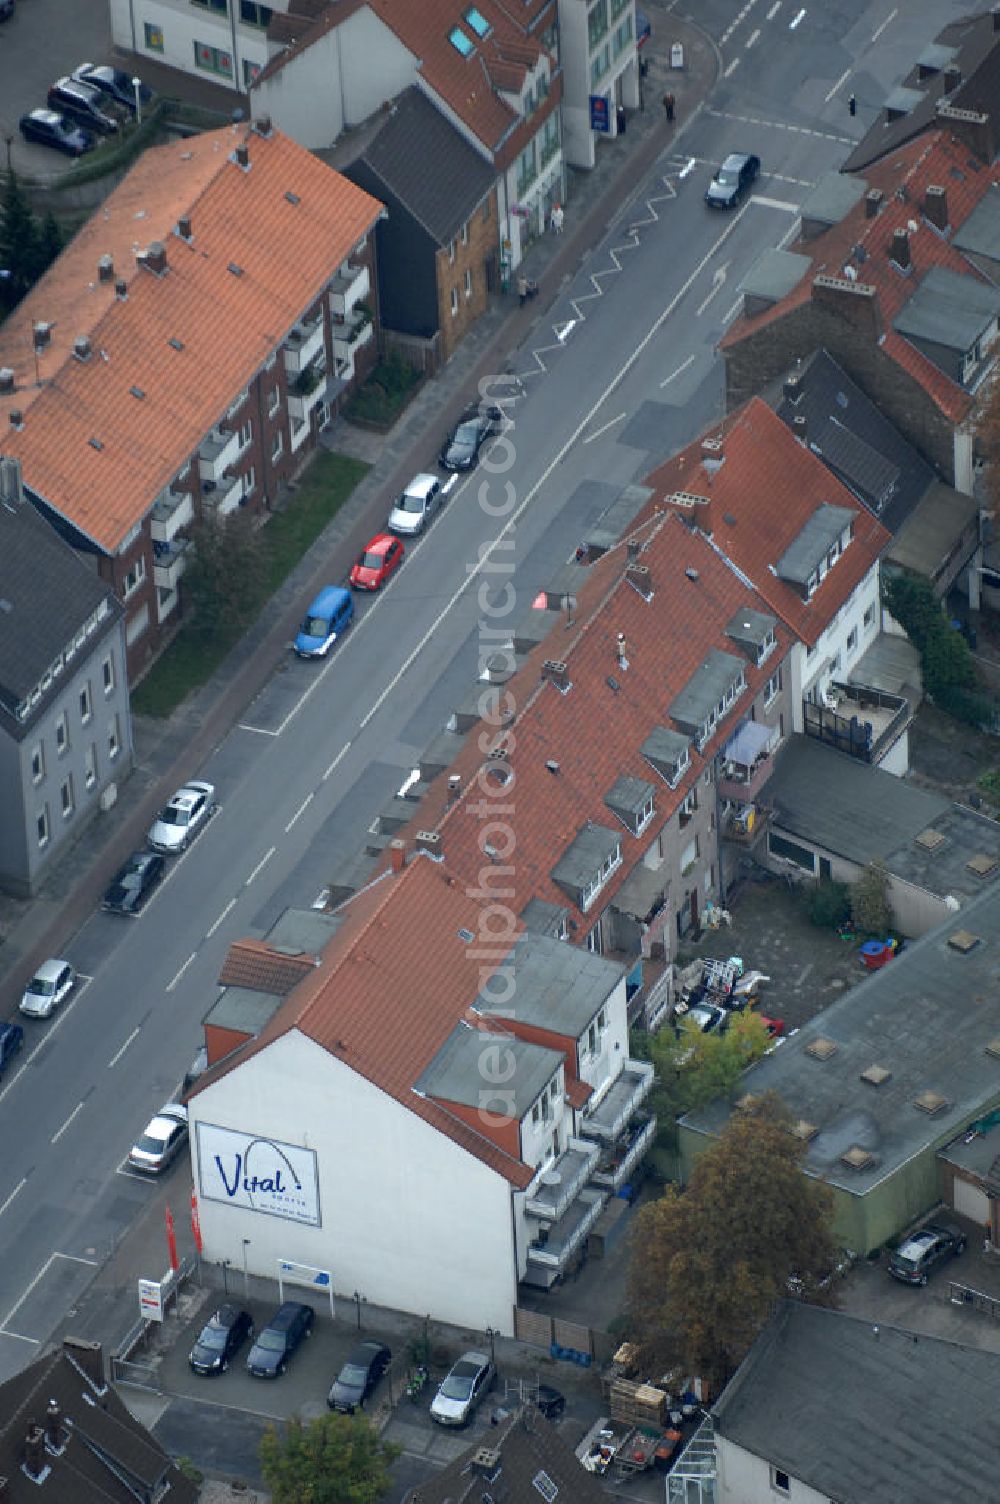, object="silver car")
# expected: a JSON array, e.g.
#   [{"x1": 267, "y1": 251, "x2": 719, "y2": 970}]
[
  {"x1": 388, "y1": 473, "x2": 441, "y2": 536},
  {"x1": 20, "y1": 959, "x2": 75, "y2": 1018},
  {"x1": 148, "y1": 780, "x2": 215, "y2": 853},
  {"x1": 128, "y1": 1104, "x2": 188, "y2": 1173},
  {"x1": 430, "y1": 1350, "x2": 495, "y2": 1426}
]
